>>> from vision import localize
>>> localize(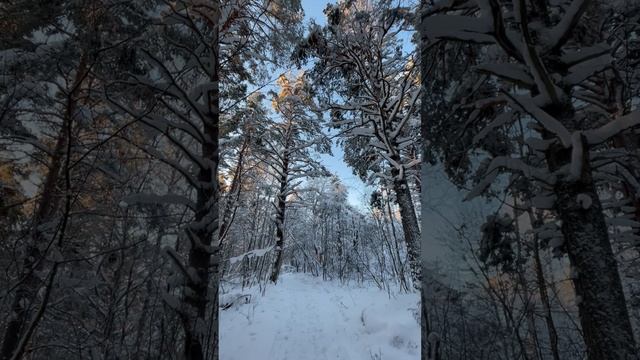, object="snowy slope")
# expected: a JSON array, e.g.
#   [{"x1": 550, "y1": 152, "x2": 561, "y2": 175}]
[{"x1": 220, "y1": 273, "x2": 420, "y2": 360}]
